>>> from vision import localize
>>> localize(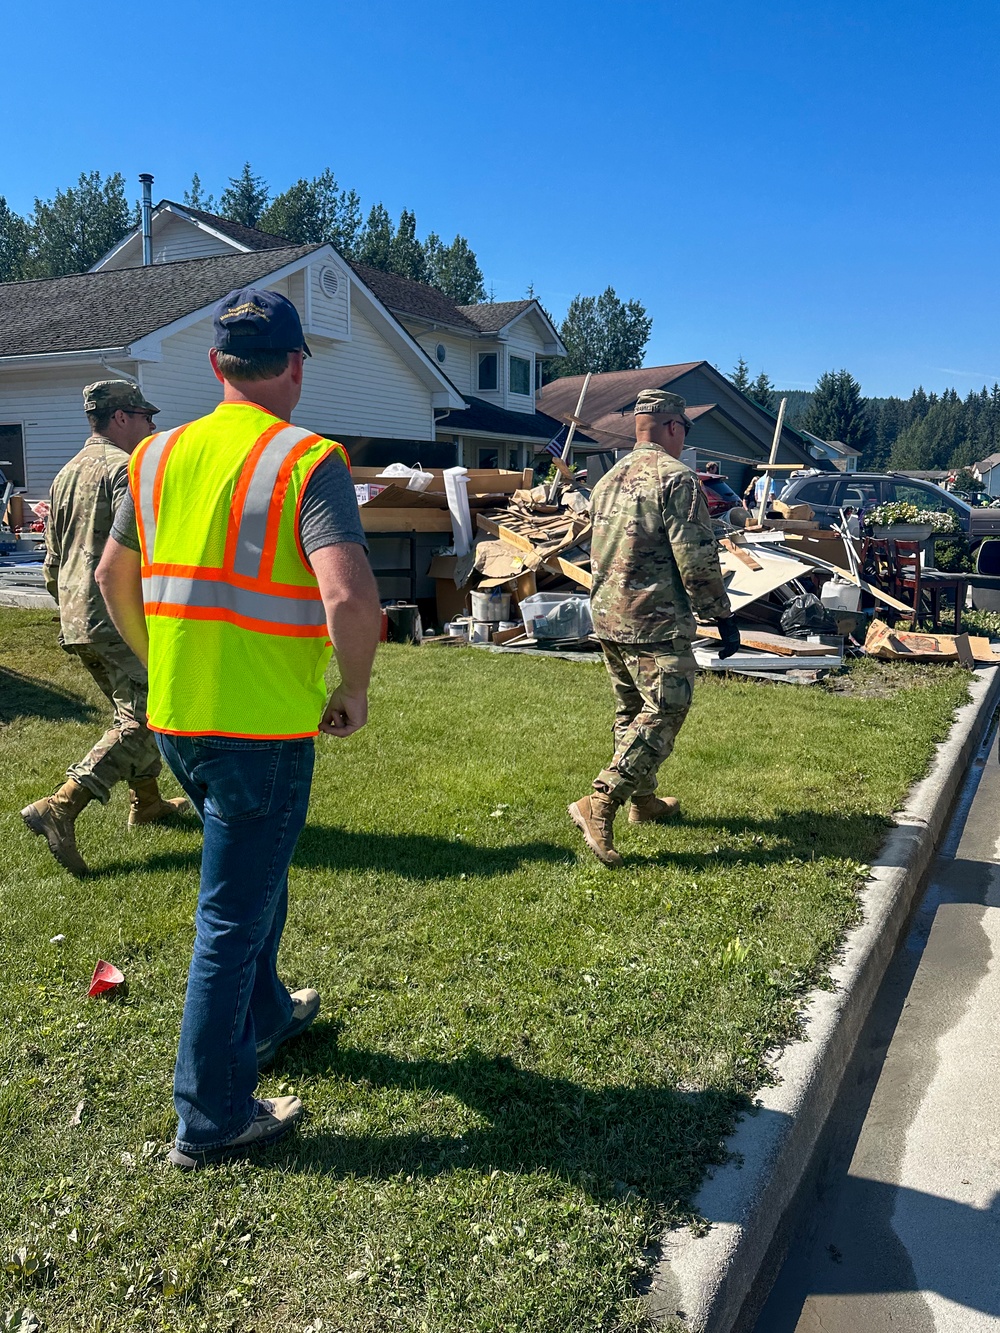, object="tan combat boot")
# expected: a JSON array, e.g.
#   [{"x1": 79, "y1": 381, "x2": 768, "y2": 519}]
[
  {"x1": 20, "y1": 778, "x2": 95, "y2": 876},
  {"x1": 128, "y1": 778, "x2": 189, "y2": 828},
  {"x1": 629, "y1": 794, "x2": 681, "y2": 824},
  {"x1": 568, "y1": 792, "x2": 623, "y2": 867}
]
